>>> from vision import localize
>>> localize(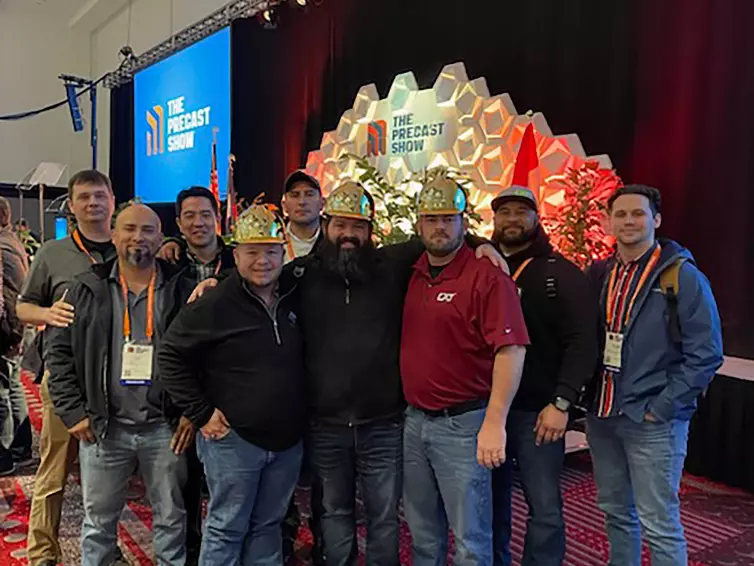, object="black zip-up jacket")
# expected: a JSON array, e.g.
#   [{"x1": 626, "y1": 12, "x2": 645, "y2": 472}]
[
  {"x1": 293, "y1": 240, "x2": 425, "y2": 424},
  {"x1": 45, "y1": 260, "x2": 194, "y2": 440},
  {"x1": 504, "y1": 228, "x2": 600, "y2": 411},
  {"x1": 156, "y1": 268, "x2": 306, "y2": 451}
]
